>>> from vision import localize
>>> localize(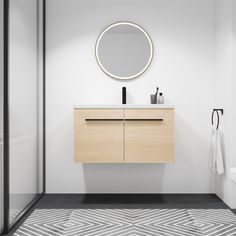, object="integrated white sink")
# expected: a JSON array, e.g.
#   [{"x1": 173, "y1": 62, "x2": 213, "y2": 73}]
[{"x1": 74, "y1": 104, "x2": 175, "y2": 109}]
